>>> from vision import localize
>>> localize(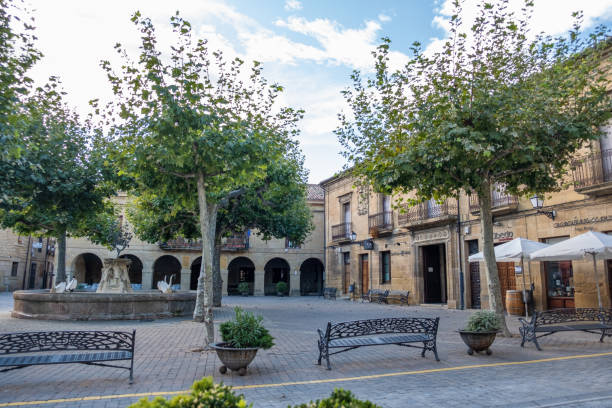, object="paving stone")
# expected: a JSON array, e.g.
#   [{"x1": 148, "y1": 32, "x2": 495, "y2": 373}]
[{"x1": 0, "y1": 293, "x2": 611, "y2": 407}]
